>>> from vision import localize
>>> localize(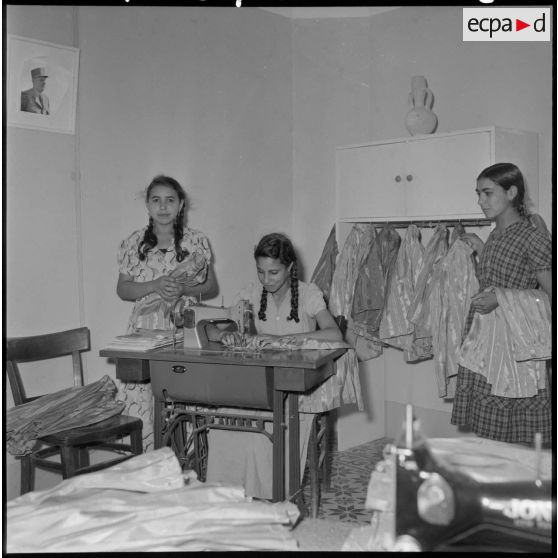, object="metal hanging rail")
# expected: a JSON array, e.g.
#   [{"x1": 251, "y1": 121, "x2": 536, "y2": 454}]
[{"x1": 364, "y1": 218, "x2": 492, "y2": 228}]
